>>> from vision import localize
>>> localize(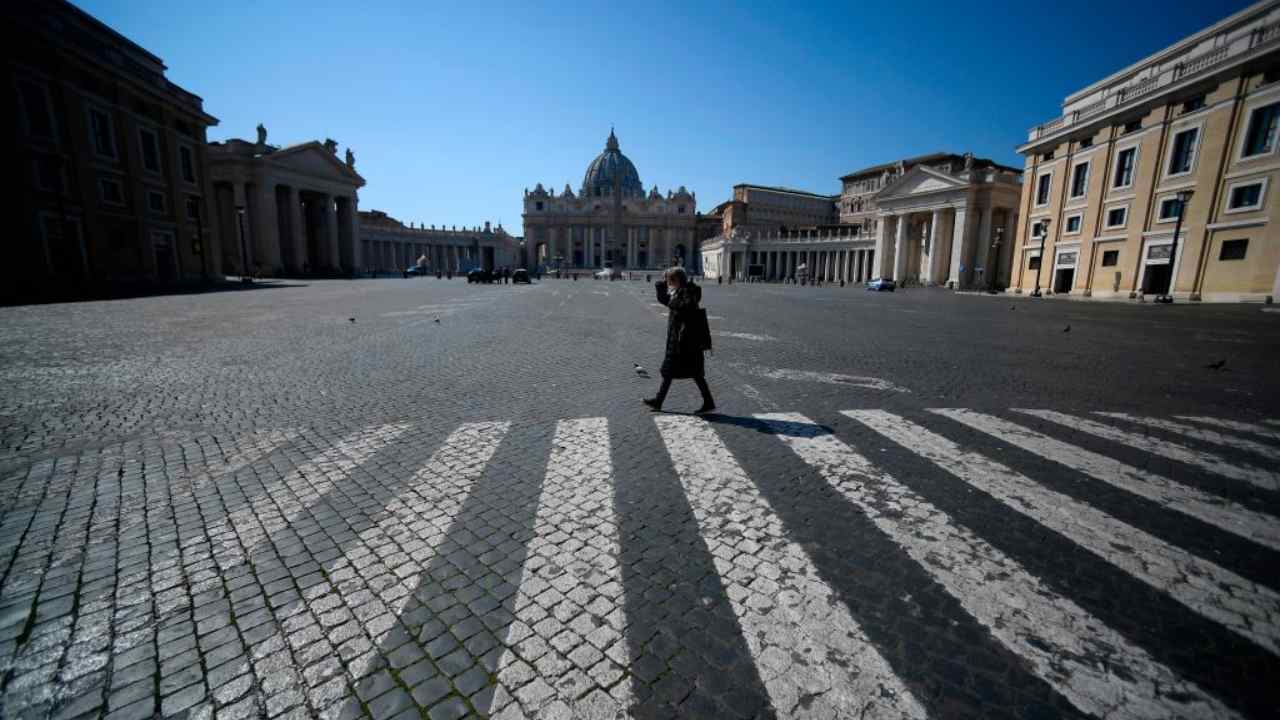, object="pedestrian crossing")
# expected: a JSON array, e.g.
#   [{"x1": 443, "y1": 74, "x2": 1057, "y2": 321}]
[{"x1": 21, "y1": 406, "x2": 1279, "y2": 718}]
